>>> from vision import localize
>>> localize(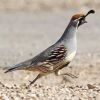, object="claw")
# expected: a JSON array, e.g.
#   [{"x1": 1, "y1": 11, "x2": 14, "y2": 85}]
[
  {"x1": 63, "y1": 73, "x2": 78, "y2": 78},
  {"x1": 26, "y1": 73, "x2": 42, "y2": 88}
]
